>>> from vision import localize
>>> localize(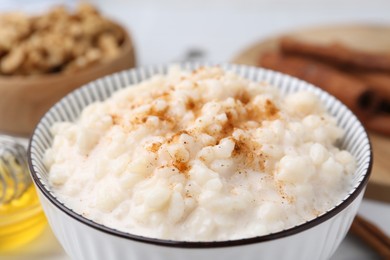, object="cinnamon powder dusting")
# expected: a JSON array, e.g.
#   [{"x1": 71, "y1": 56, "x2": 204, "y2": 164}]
[
  {"x1": 172, "y1": 160, "x2": 189, "y2": 173},
  {"x1": 117, "y1": 79, "x2": 280, "y2": 176},
  {"x1": 111, "y1": 114, "x2": 121, "y2": 125},
  {"x1": 264, "y1": 99, "x2": 279, "y2": 118},
  {"x1": 147, "y1": 142, "x2": 162, "y2": 153}
]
